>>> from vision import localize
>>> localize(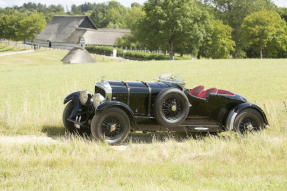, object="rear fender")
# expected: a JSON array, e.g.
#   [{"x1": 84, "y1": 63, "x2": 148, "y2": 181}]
[
  {"x1": 96, "y1": 101, "x2": 137, "y2": 129},
  {"x1": 235, "y1": 102, "x2": 268, "y2": 125},
  {"x1": 225, "y1": 102, "x2": 269, "y2": 130}
]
